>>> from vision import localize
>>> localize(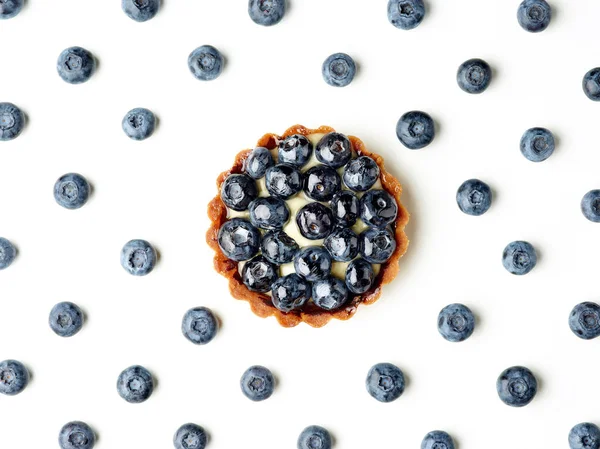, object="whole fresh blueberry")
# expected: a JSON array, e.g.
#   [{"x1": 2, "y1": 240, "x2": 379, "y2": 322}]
[
  {"x1": 122, "y1": 0, "x2": 159, "y2": 22},
  {"x1": 261, "y1": 230, "x2": 299, "y2": 265},
  {"x1": 343, "y1": 156, "x2": 380, "y2": 192},
  {"x1": 322, "y1": 53, "x2": 356, "y2": 88},
  {"x1": 294, "y1": 246, "x2": 332, "y2": 281},
  {"x1": 249, "y1": 196, "x2": 290, "y2": 230},
  {"x1": 387, "y1": 0, "x2": 425, "y2": 30},
  {"x1": 181, "y1": 306, "x2": 219, "y2": 345},
  {"x1": 421, "y1": 430, "x2": 455, "y2": 449},
  {"x1": 221, "y1": 174, "x2": 258, "y2": 212},
  {"x1": 117, "y1": 365, "x2": 154, "y2": 403},
  {"x1": 0, "y1": 237, "x2": 16, "y2": 270},
  {"x1": 242, "y1": 255, "x2": 279, "y2": 292},
  {"x1": 174, "y1": 423, "x2": 207, "y2": 449},
  {"x1": 324, "y1": 228, "x2": 359, "y2": 262},
  {"x1": 438, "y1": 303, "x2": 475, "y2": 343},
  {"x1": 396, "y1": 111, "x2": 435, "y2": 150},
  {"x1": 0, "y1": 360, "x2": 29, "y2": 396},
  {"x1": 457, "y1": 58, "x2": 492, "y2": 94},
  {"x1": 569, "y1": 302, "x2": 600, "y2": 340},
  {"x1": 296, "y1": 202, "x2": 334, "y2": 240},
  {"x1": 49, "y1": 302, "x2": 84, "y2": 338},
  {"x1": 265, "y1": 164, "x2": 303, "y2": 199},
  {"x1": 304, "y1": 165, "x2": 341, "y2": 201},
  {"x1": 59, "y1": 421, "x2": 96, "y2": 449},
  {"x1": 312, "y1": 277, "x2": 349, "y2": 310},
  {"x1": 366, "y1": 362, "x2": 405, "y2": 403},
  {"x1": 330, "y1": 191, "x2": 360, "y2": 227},
  {"x1": 188, "y1": 46, "x2": 224, "y2": 81},
  {"x1": 0, "y1": 102, "x2": 25, "y2": 141},
  {"x1": 502, "y1": 241, "x2": 537, "y2": 275},
  {"x1": 245, "y1": 147, "x2": 274, "y2": 179},
  {"x1": 496, "y1": 366, "x2": 537, "y2": 407},
  {"x1": 121, "y1": 239, "x2": 157, "y2": 275},
  {"x1": 569, "y1": 423, "x2": 600, "y2": 449},
  {"x1": 520, "y1": 127, "x2": 555, "y2": 162},
  {"x1": 217, "y1": 218, "x2": 261, "y2": 261},
  {"x1": 278, "y1": 134, "x2": 313, "y2": 168},
  {"x1": 240, "y1": 365, "x2": 274, "y2": 401},
  {"x1": 297, "y1": 425, "x2": 332, "y2": 449},
  {"x1": 315, "y1": 132, "x2": 353, "y2": 168},
  {"x1": 581, "y1": 190, "x2": 600, "y2": 223},
  {"x1": 57, "y1": 47, "x2": 96, "y2": 84},
  {"x1": 583, "y1": 68, "x2": 600, "y2": 101},
  {"x1": 517, "y1": 0, "x2": 551, "y2": 33},
  {"x1": 456, "y1": 179, "x2": 492, "y2": 216},
  {"x1": 345, "y1": 258, "x2": 375, "y2": 294},
  {"x1": 122, "y1": 108, "x2": 156, "y2": 141},
  {"x1": 248, "y1": 0, "x2": 286, "y2": 26},
  {"x1": 271, "y1": 274, "x2": 310, "y2": 312},
  {"x1": 360, "y1": 190, "x2": 398, "y2": 228},
  {"x1": 54, "y1": 173, "x2": 90, "y2": 210},
  {"x1": 360, "y1": 228, "x2": 397, "y2": 264},
  {"x1": 0, "y1": 0, "x2": 23, "y2": 19}
]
